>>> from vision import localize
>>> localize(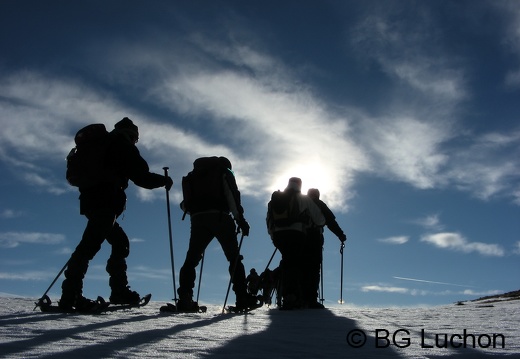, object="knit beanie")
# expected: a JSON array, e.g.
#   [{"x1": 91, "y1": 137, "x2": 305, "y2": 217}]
[
  {"x1": 114, "y1": 117, "x2": 139, "y2": 140},
  {"x1": 286, "y1": 177, "x2": 302, "y2": 192},
  {"x1": 307, "y1": 188, "x2": 320, "y2": 199}
]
